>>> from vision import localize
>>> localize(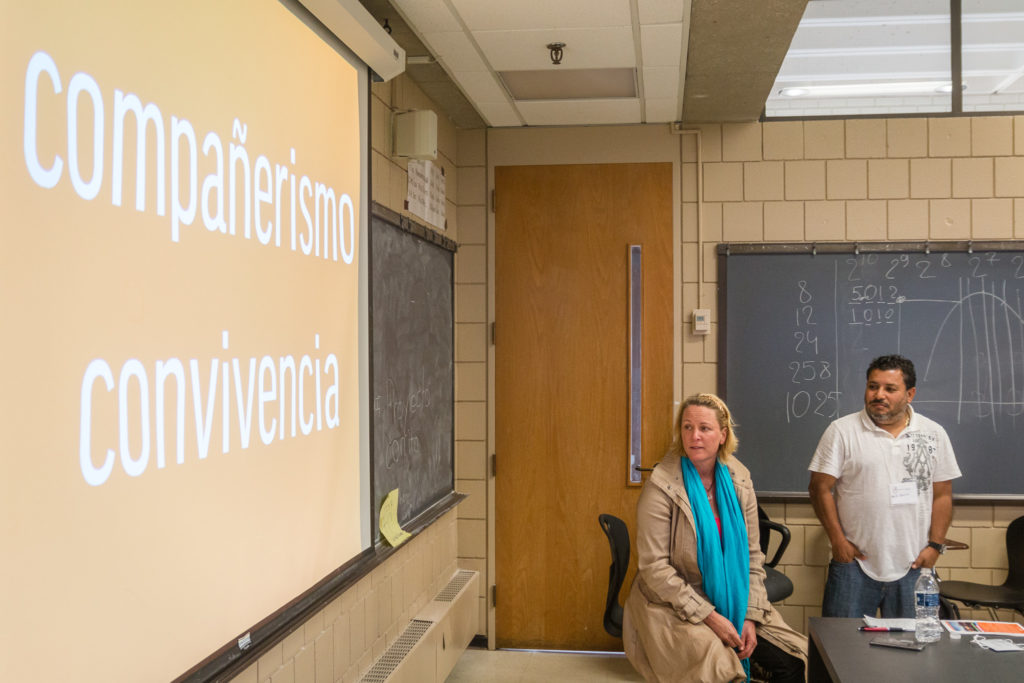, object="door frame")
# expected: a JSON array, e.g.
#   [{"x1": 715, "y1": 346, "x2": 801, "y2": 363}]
[{"x1": 484, "y1": 125, "x2": 687, "y2": 647}]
